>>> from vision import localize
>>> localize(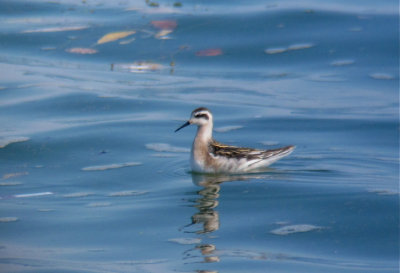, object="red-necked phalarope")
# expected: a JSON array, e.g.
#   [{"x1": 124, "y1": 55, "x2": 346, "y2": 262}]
[{"x1": 175, "y1": 107, "x2": 295, "y2": 173}]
